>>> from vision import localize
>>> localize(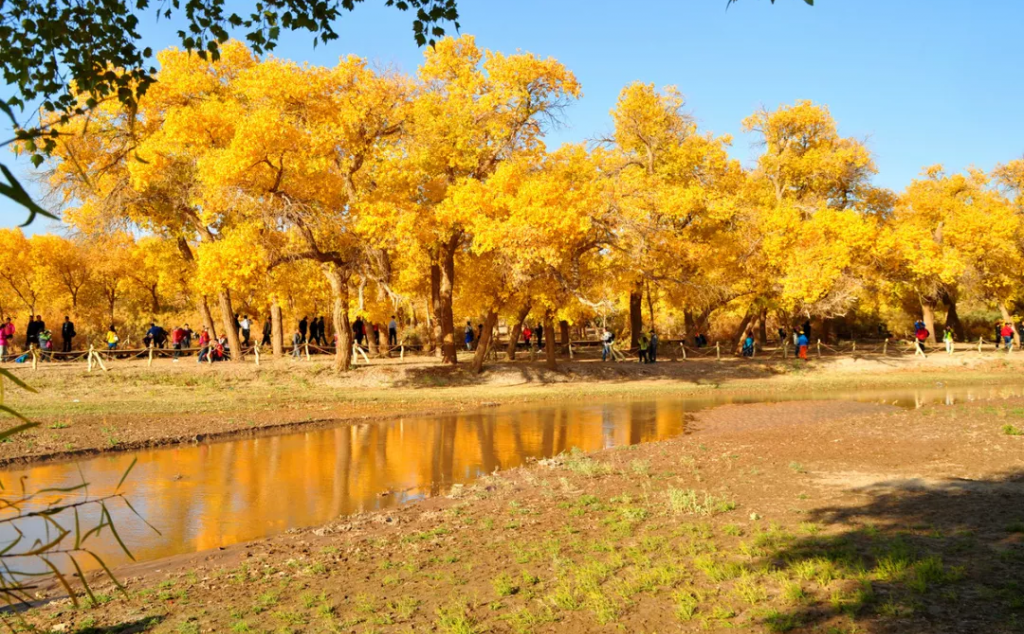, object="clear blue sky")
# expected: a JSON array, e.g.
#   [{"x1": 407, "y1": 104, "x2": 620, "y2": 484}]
[{"x1": 3, "y1": 0, "x2": 1022, "y2": 232}]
